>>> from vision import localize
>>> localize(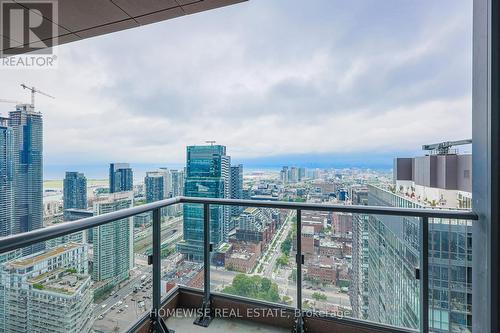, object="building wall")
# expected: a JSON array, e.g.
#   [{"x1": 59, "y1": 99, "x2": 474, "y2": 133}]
[{"x1": 352, "y1": 185, "x2": 473, "y2": 332}]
